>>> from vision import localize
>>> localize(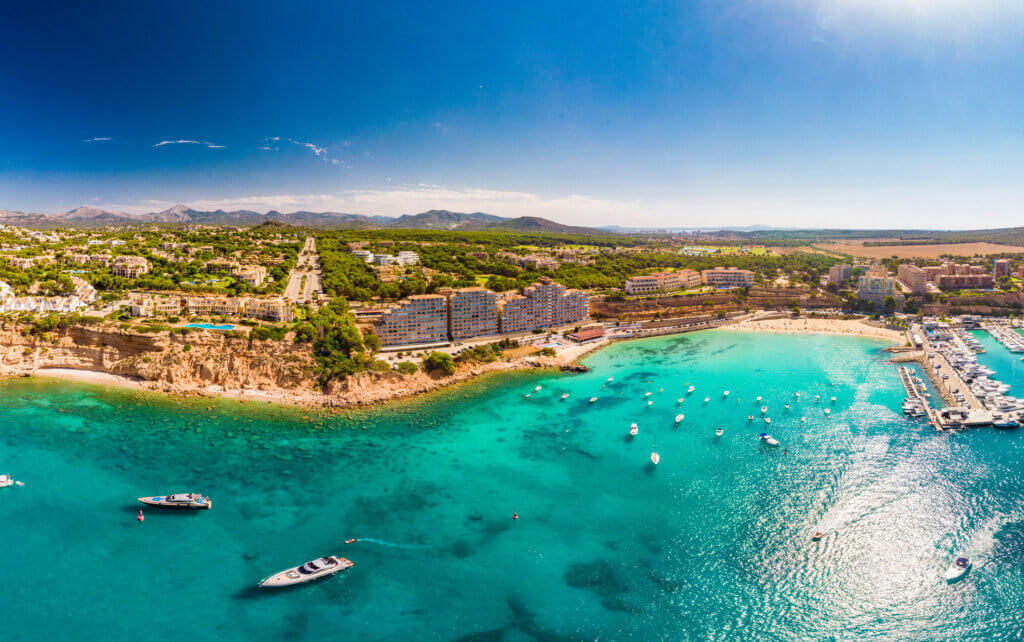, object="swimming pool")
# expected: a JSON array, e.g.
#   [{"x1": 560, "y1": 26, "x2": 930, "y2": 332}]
[{"x1": 185, "y1": 323, "x2": 234, "y2": 330}]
